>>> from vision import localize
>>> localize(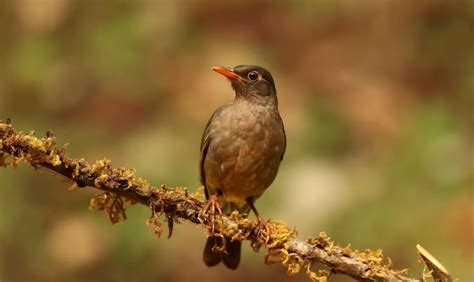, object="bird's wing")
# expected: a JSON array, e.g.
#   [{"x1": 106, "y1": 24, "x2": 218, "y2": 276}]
[
  {"x1": 199, "y1": 116, "x2": 213, "y2": 188},
  {"x1": 199, "y1": 107, "x2": 226, "y2": 190},
  {"x1": 280, "y1": 117, "x2": 287, "y2": 161}
]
